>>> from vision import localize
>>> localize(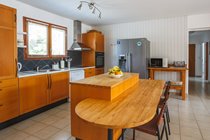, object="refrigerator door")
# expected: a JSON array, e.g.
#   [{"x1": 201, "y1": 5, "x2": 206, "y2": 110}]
[
  {"x1": 129, "y1": 39, "x2": 148, "y2": 78},
  {"x1": 117, "y1": 39, "x2": 129, "y2": 72}
]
